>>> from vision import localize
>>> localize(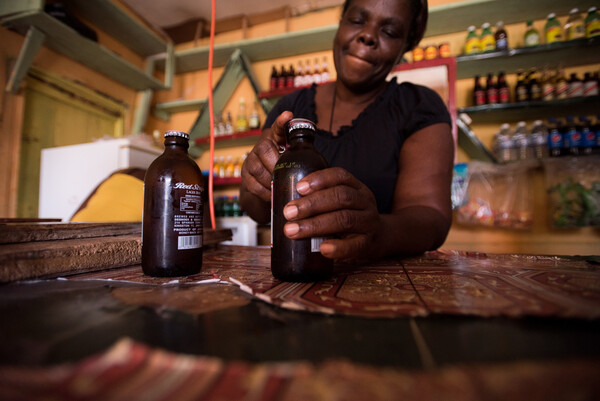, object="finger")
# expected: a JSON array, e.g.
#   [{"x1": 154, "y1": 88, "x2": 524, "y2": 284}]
[
  {"x1": 270, "y1": 111, "x2": 294, "y2": 146},
  {"x1": 296, "y1": 167, "x2": 363, "y2": 195},
  {"x1": 243, "y1": 140, "x2": 280, "y2": 187},
  {"x1": 319, "y1": 235, "x2": 369, "y2": 259},
  {"x1": 284, "y1": 208, "x2": 376, "y2": 239},
  {"x1": 241, "y1": 167, "x2": 271, "y2": 202},
  {"x1": 284, "y1": 185, "x2": 372, "y2": 221}
]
